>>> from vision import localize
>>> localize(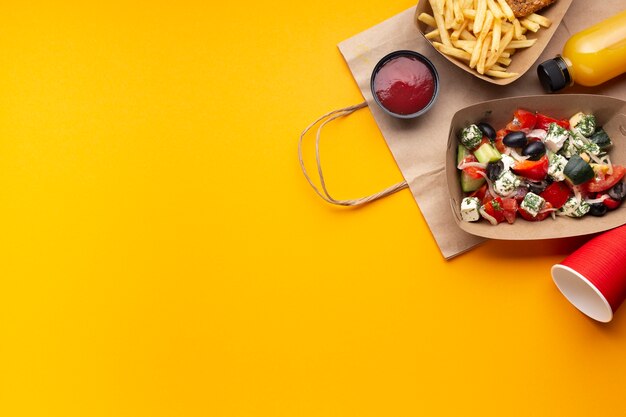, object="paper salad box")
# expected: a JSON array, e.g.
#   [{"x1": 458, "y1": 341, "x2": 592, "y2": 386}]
[{"x1": 446, "y1": 94, "x2": 626, "y2": 240}]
